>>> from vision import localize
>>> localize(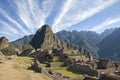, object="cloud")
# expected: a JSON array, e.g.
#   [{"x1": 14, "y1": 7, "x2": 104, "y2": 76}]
[
  {"x1": 0, "y1": 31, "x2": 15, "y2": 36},
  {"x1": 52, "y1": 0, "x2": 119, "y2": 32},
  {"x1": 91, "y1": 17, "x2": 120, "y2": 33},
  {"x1": 0, "y1": 19, "x2": 22, "y2": 36},
  {"x1": 0, "y1": 0, "x2": 119, "y2": 41},
  {"x1": 0, "y1": 8, "x2": 29, "y2": 35},
  {"x1": 13, "y1": 0, "x2": 35, "y2": 33},
  {"x1": 52, "y1": 0, "x2": 73, "y2": 31},
  {"x1": 14, "y1": 0, "x2": 56, "y2": 33}
]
